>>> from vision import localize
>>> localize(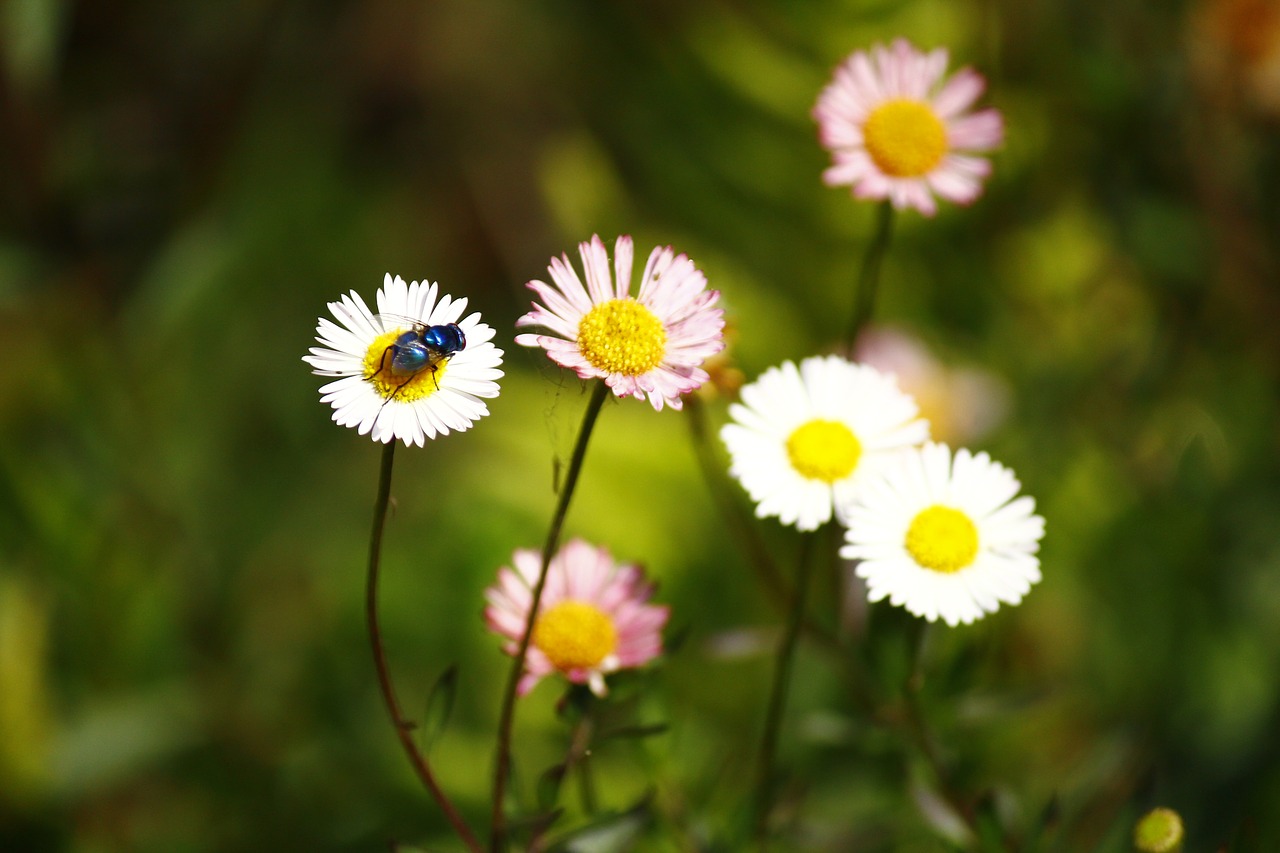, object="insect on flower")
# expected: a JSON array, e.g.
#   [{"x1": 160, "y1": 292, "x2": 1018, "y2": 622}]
[
  {"x1": 304, "y1": 274, "x2": 503, "y2": 446},
  {"x1": 370, "y1": 315, "x2": 467, "y2": 401}
]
